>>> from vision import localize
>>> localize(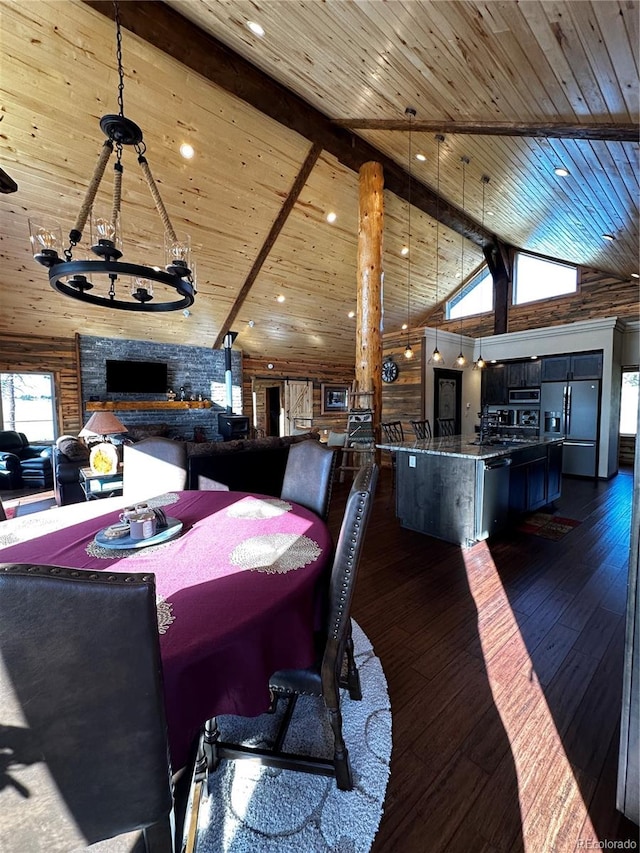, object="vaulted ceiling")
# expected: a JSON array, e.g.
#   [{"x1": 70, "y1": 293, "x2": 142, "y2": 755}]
[{"x1": 1, "y1": 0, "x2": 637, "y2": 365}]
